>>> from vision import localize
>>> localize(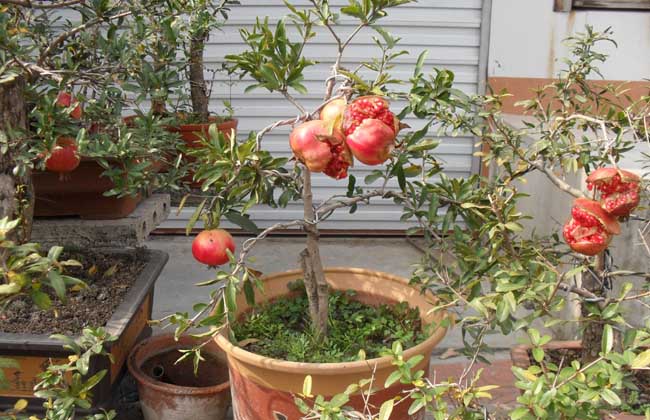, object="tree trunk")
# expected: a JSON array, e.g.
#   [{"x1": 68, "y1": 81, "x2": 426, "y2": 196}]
[
  {"x1": 189, "y1": 33, "x2": 210, "y2": 123},
  {"x1": 300, "y1": 167, "x2": 328, "y2": 336},
  {"x1": 580, "y1": 252, "x2": 606, "y2": 362},
  {"x1": 0, "y1": 75, "x2": 33, "y2": 243}
]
